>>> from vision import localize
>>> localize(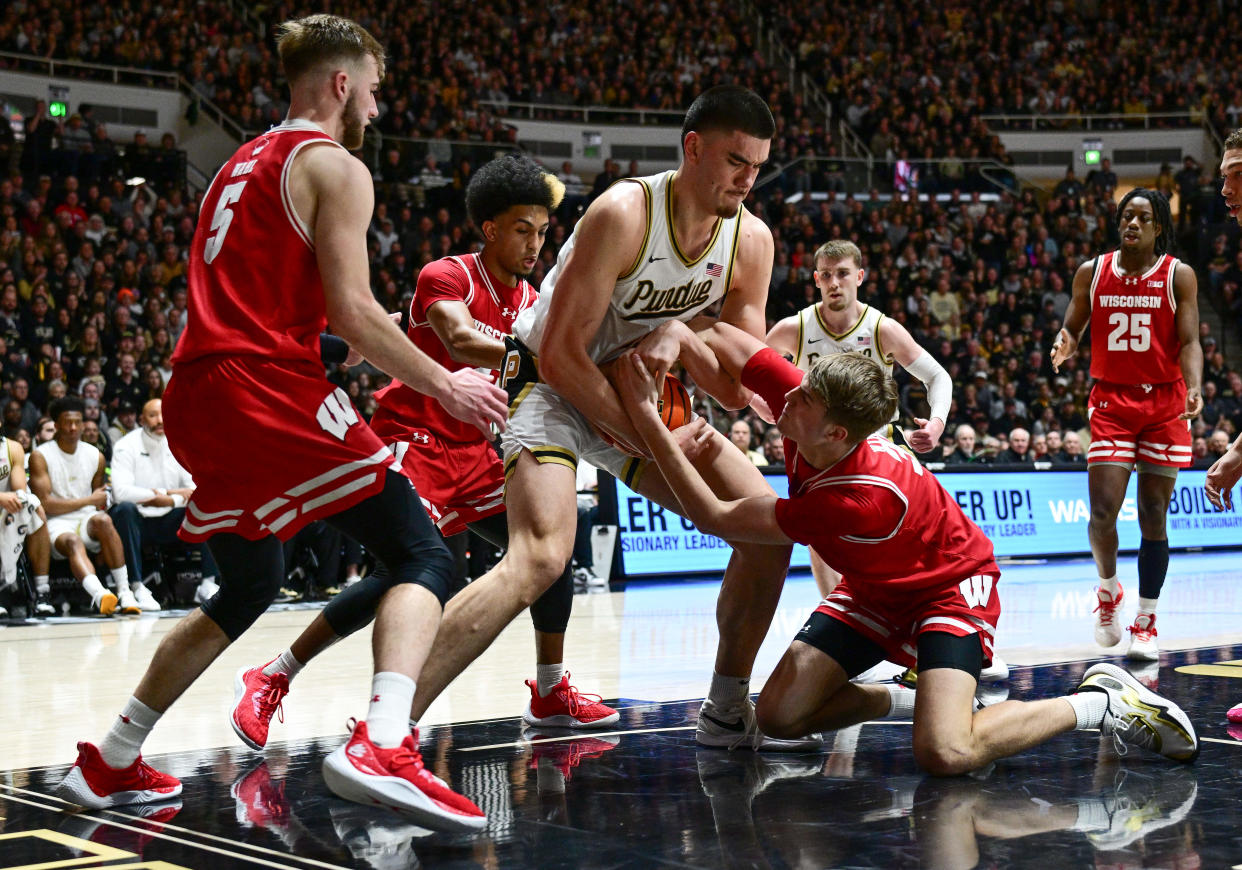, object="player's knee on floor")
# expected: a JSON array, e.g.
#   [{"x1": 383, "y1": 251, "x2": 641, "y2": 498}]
[
  {"x1": 754, "y1": 694, "x2": 808, "y2": 741},
  {"x1": 913, "y1": 734, "x2": 977, "y2": 777}
]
